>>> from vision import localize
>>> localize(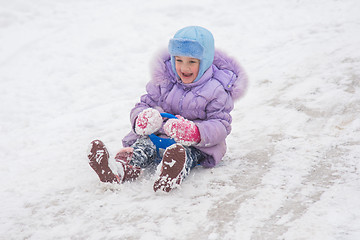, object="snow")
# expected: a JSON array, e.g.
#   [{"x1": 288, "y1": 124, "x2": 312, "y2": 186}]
[{"x1": 1, "y1": 0, "x2": 360, "y2": 239}]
